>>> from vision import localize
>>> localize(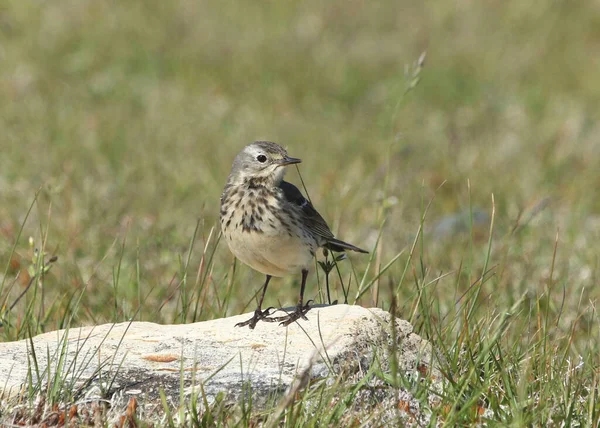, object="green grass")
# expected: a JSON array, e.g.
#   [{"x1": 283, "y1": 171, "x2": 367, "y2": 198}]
[{"x1": 1, "y1": 0, "x2": 600, "y2": 425}]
